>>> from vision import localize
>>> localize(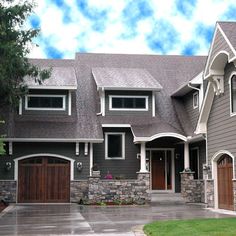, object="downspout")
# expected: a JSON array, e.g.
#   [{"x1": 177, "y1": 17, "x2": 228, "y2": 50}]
[{"x1": 96, "y1": 87, "x2": 105, "y2": 116}]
